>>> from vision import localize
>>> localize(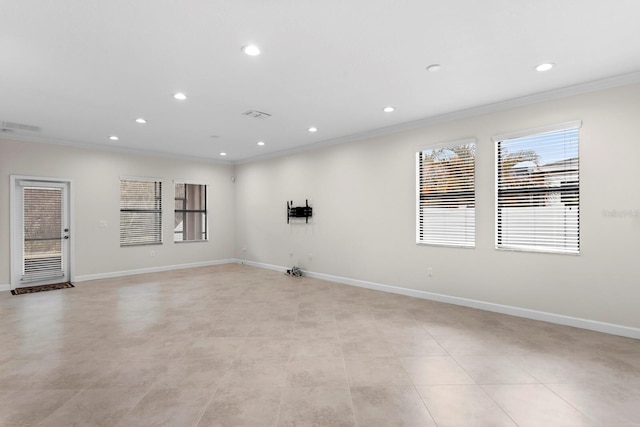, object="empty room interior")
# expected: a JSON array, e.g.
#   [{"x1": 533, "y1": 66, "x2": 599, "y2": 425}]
[{"x1": 1, "y1": 1, "x2": 640, "y2": 426}]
